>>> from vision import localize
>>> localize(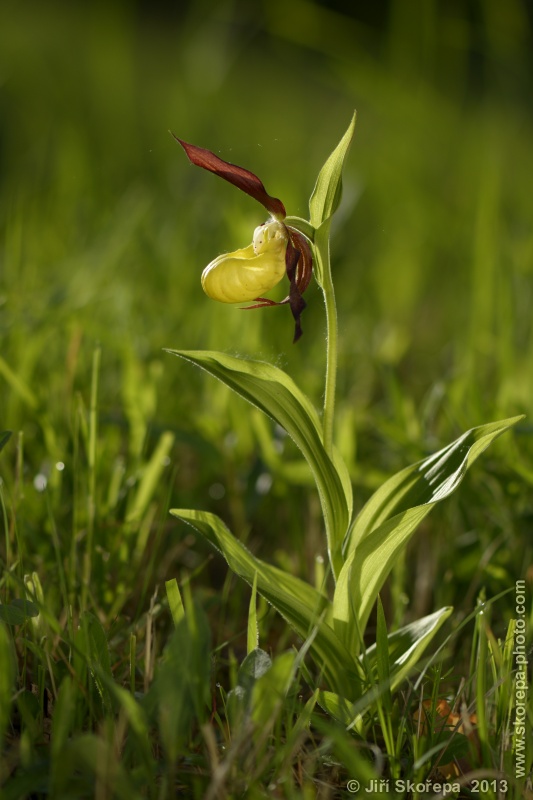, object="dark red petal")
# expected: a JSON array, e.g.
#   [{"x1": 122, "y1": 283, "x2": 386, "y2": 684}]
[
  {"x1": 242, "y1": 298, "x2": 280, "y2": 309},
  {"x1": 172, "y1": 134, "x2": 286, "y2": 219},
  {"x1": 285, "y1": 238, "x2": 307, "y2": 343},
  {"x1": 286, "y1": 227, "x2": 313, "y2": 295},
  {"x1": 242, "y1": 228, "x2": 313, "y2": 343}
]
